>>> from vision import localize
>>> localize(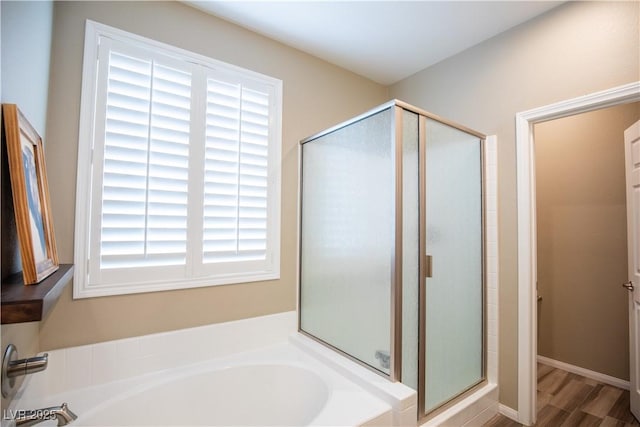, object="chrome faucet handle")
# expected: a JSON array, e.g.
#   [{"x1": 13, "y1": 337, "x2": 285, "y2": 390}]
[
  {"x1": 2, "y1": 345, "x2": 48, "y2": 398},
  {"x1": 7, "y1": 354, "x2": 48, "y2": 378}
]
